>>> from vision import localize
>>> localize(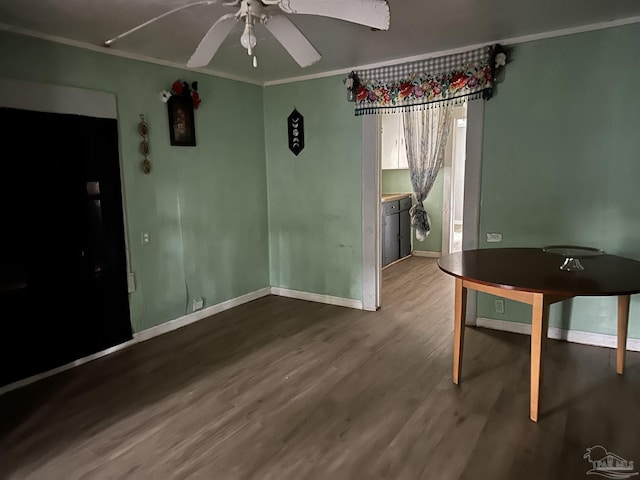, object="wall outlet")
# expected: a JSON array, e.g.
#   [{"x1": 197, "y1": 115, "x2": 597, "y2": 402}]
[
  {"x1": 486, "y1": 232, "x2": 502, "y2": 243},
  {"x1": 192, "y1": 297, "x2": 204, "y2": 312},
  {"x1": 141, "y1": 232, "x2": 151, "y2": 245},
  {"x1": 495, "y1": 299, "x2": 505, "y2": 314}
]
